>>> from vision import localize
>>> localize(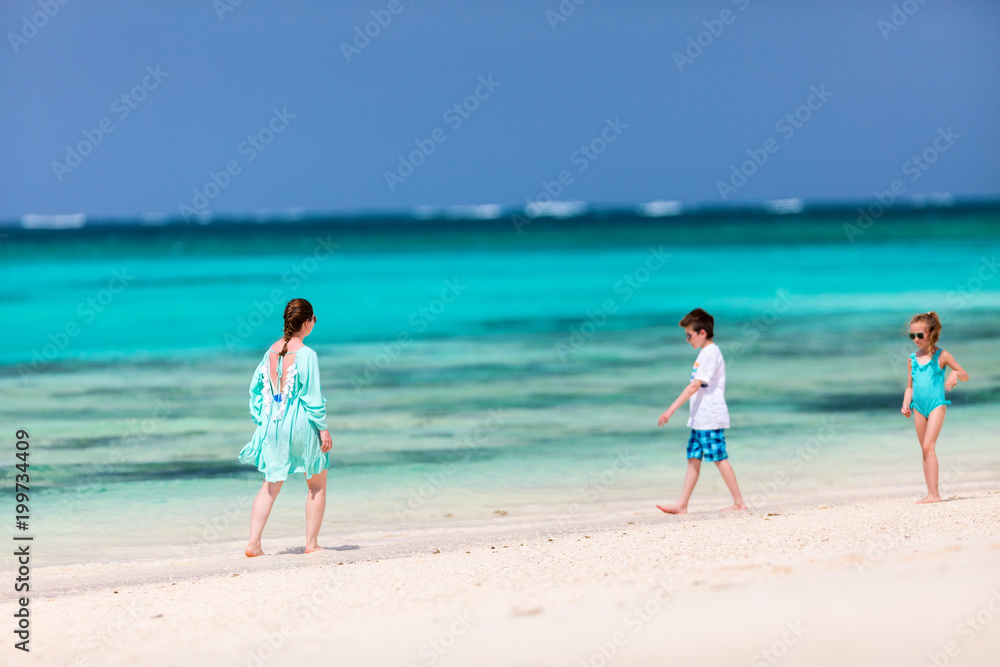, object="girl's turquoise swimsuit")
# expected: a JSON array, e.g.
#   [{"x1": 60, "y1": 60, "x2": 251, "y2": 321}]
[{"x1": 910, "y1": 348, "x2": 951, "y2": 417}]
